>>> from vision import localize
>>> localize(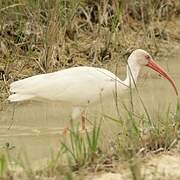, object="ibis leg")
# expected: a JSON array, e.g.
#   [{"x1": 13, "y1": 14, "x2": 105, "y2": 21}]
[{"x1": 63, "y1": 126, "x2": 69, "y2": 135}]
